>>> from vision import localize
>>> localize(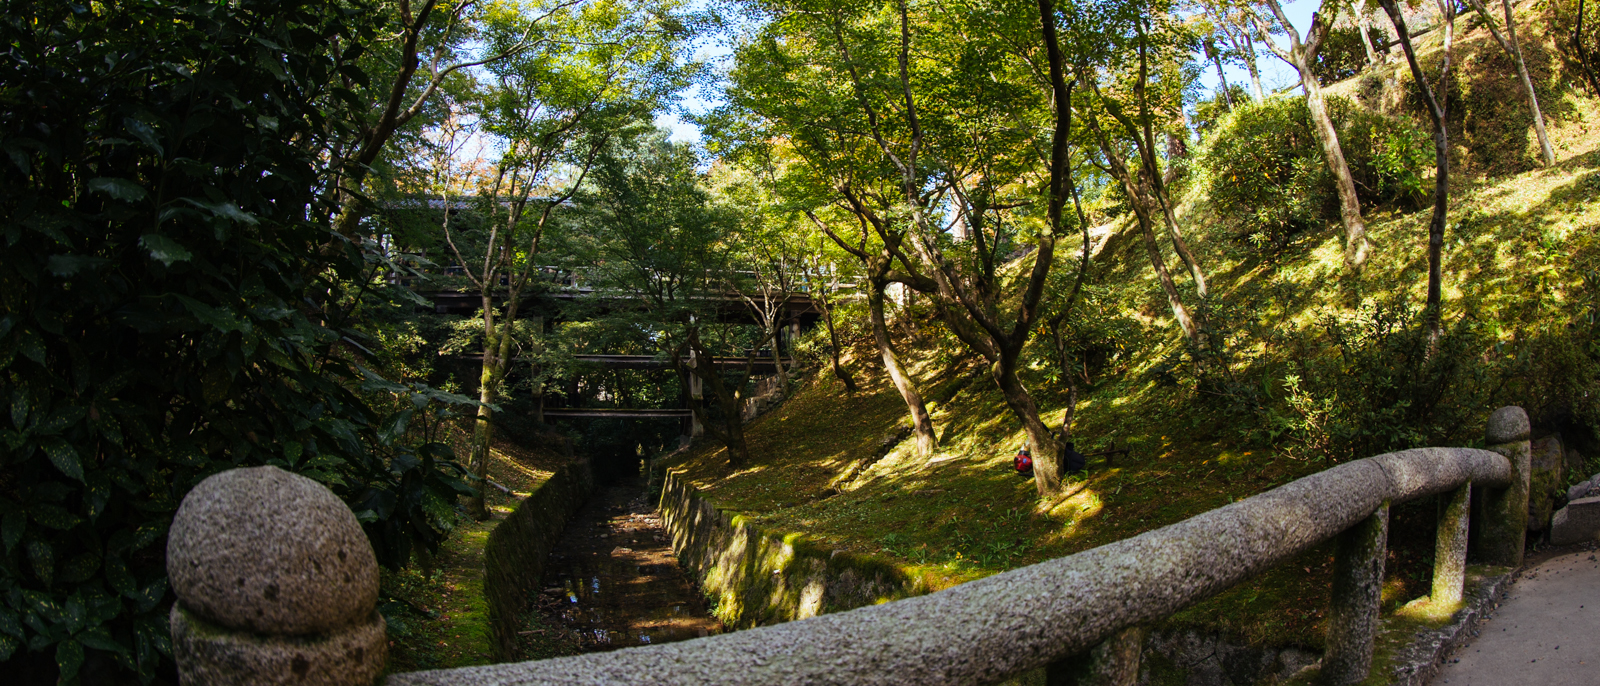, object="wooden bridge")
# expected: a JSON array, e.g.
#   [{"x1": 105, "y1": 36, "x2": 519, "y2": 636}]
[{"x1": 421, "y1": 287, "x2": 827, "y2": 328}]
